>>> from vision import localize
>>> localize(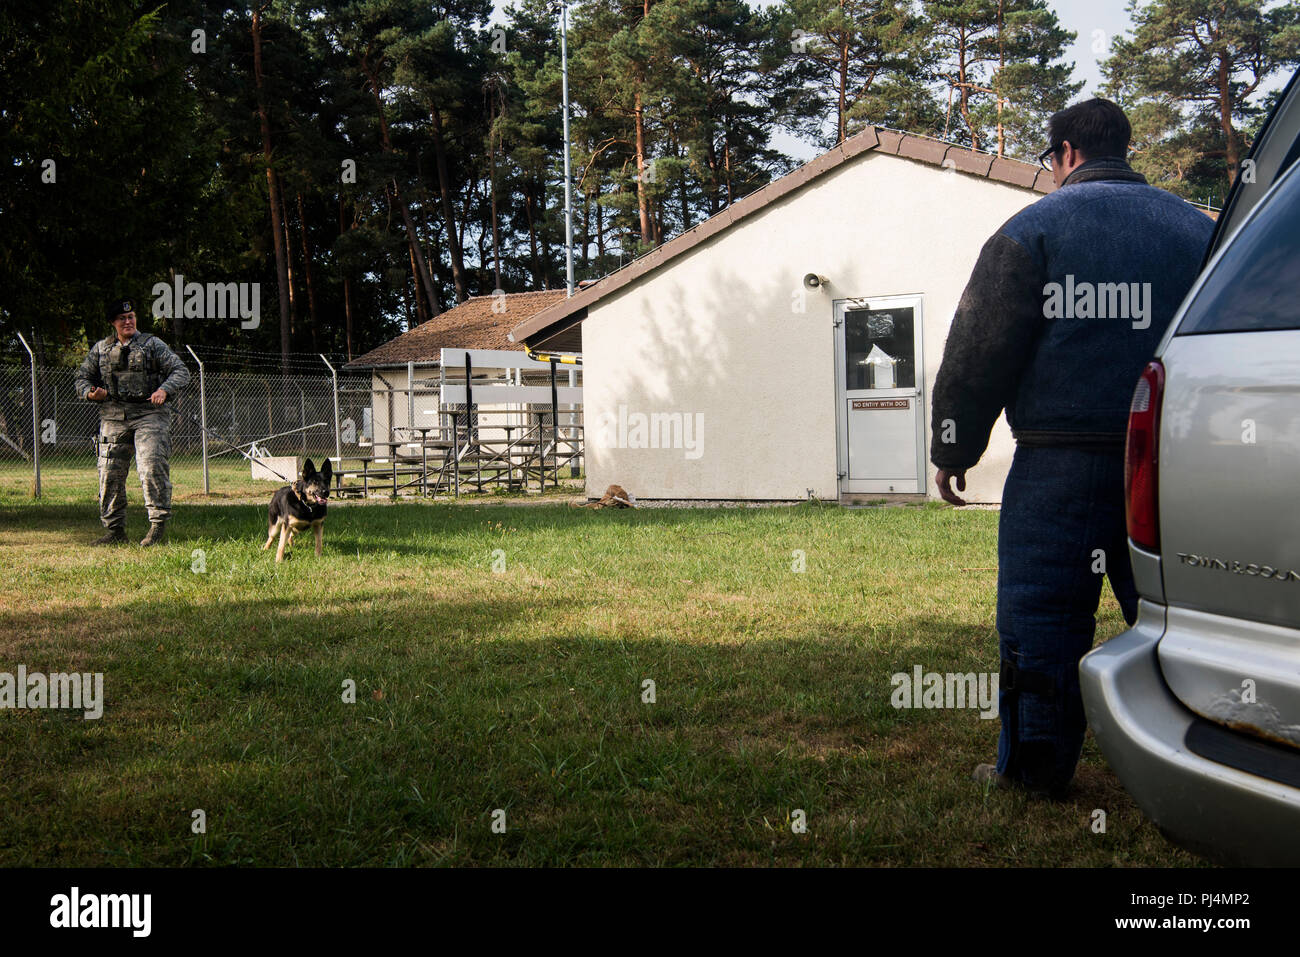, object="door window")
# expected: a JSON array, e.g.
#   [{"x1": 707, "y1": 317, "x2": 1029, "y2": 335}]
[{"x1": 845, "y1": 307, "x2": 916, "y2": 390}]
